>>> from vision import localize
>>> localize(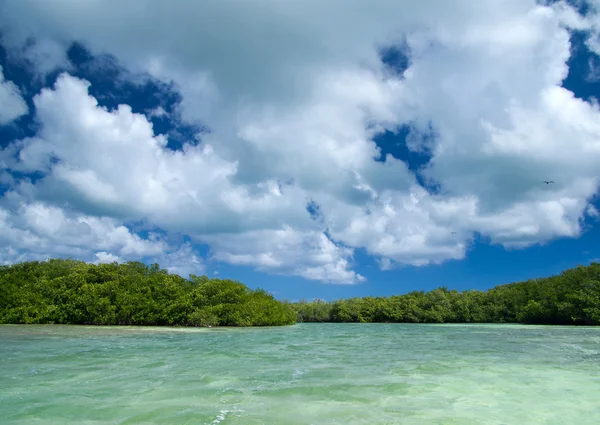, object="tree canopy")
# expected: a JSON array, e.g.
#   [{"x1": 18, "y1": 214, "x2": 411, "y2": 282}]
[
  {"x1": 292, "y1": 262, "x2": 600, "y2": 325},
  {"x1": 2, "y1": 259, "x2": 599, "y2": 327},
  {"x1": 0, "y1": 259, "x2": 296, "y2": 326}
]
